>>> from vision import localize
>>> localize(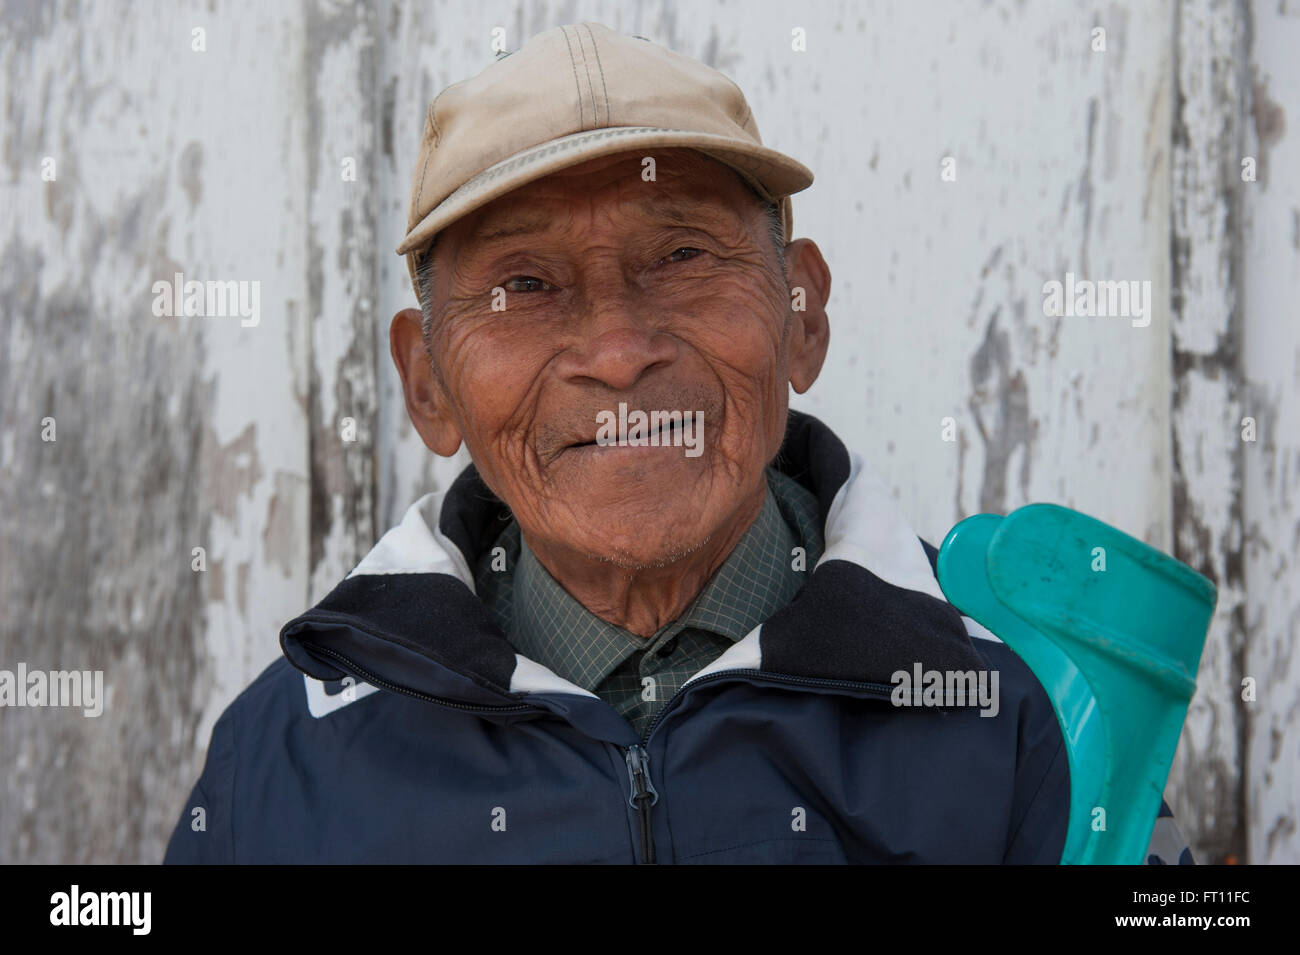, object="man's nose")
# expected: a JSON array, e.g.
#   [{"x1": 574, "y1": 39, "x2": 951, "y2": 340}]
[{"x1": 554, "y1": 283, "x2": 678, "y2": 391}]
